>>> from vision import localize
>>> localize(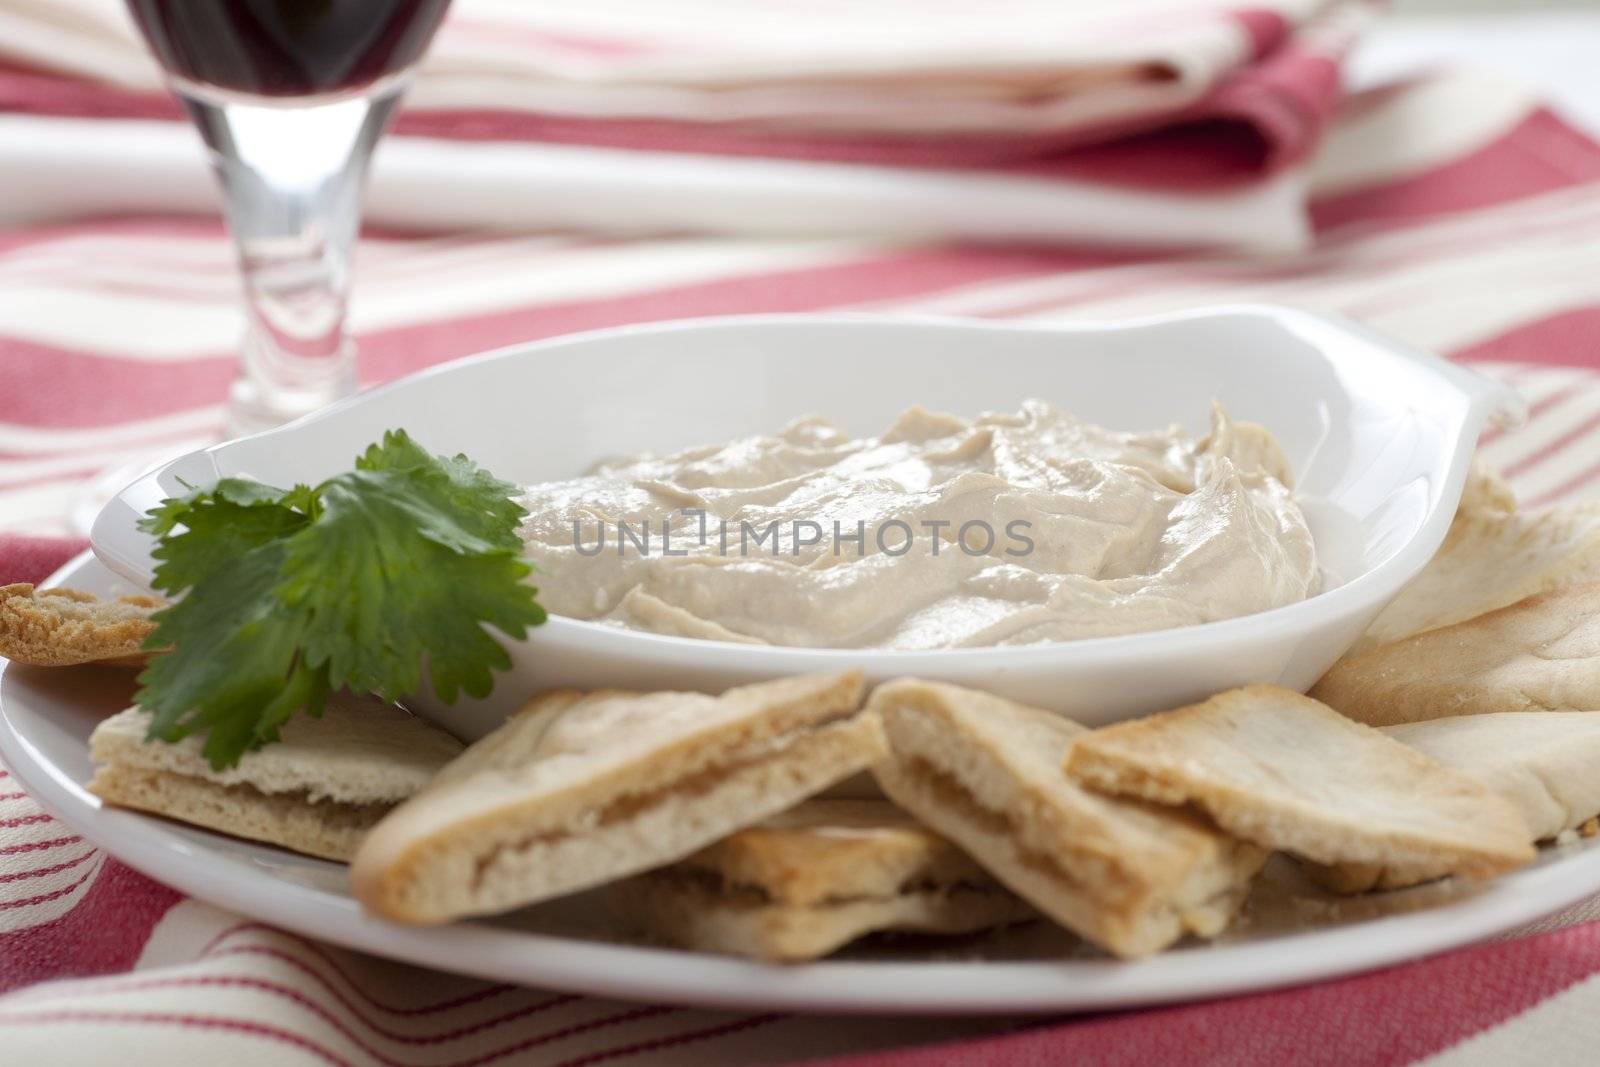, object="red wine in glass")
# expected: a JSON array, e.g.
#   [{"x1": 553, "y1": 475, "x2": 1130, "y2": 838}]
[
  {"x1": 126, "y1": 0, "x2": 451, "y2": 99},
  {"x1": 124, "y1": 0, "x2": 453, "y2": 434}
]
